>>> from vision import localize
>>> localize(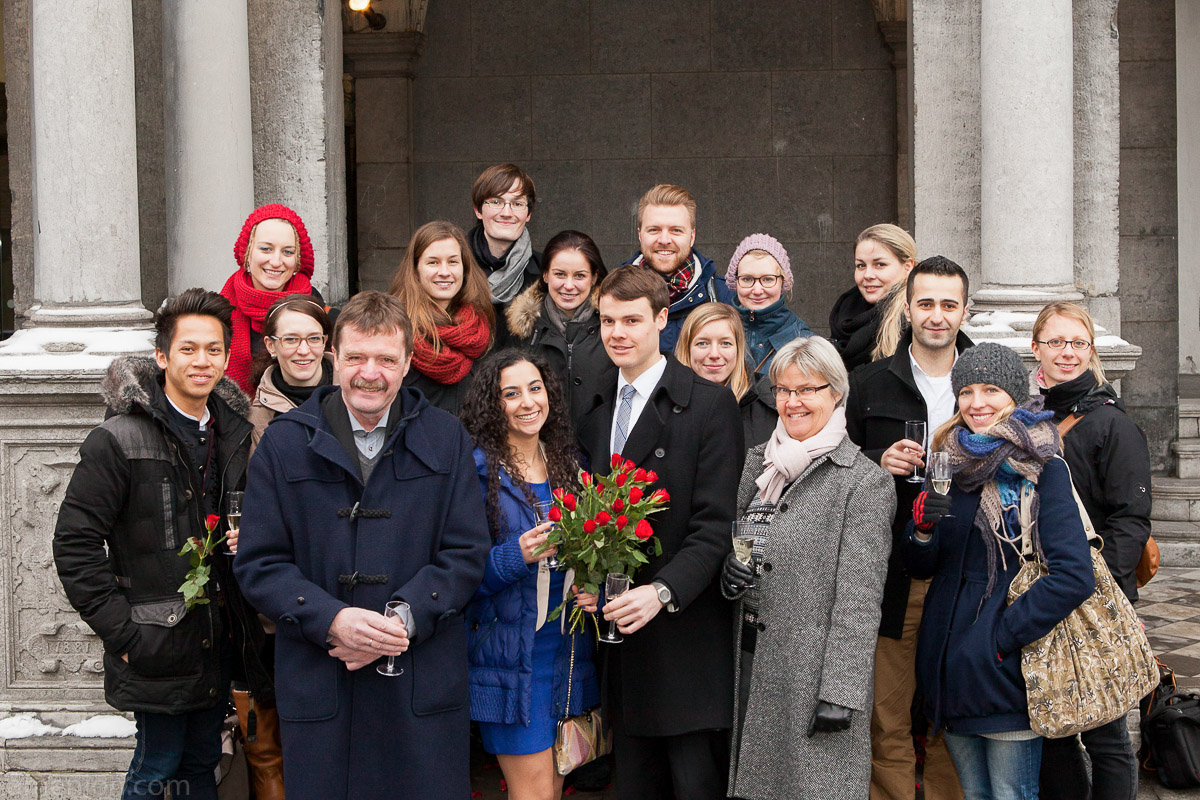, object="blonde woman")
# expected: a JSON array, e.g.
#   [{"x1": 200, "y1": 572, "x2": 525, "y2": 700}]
[
  {"x1": 829, "y1": 224, "x2": 915, "y2": 371},
  {"x1": 675, "y1": 303, "x2": 778, "y2": 447}
]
